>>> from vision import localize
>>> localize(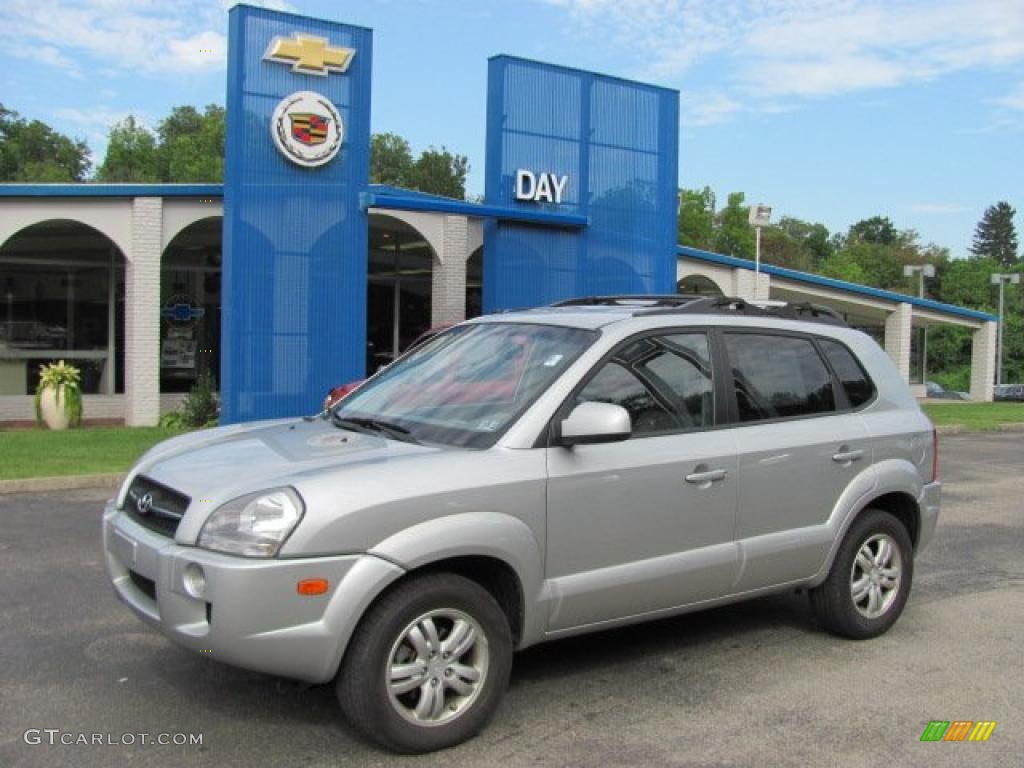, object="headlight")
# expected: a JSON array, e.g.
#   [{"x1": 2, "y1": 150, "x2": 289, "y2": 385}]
[{"x1": 198, "y1": 488, "x2": 304, "y2": 558}]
